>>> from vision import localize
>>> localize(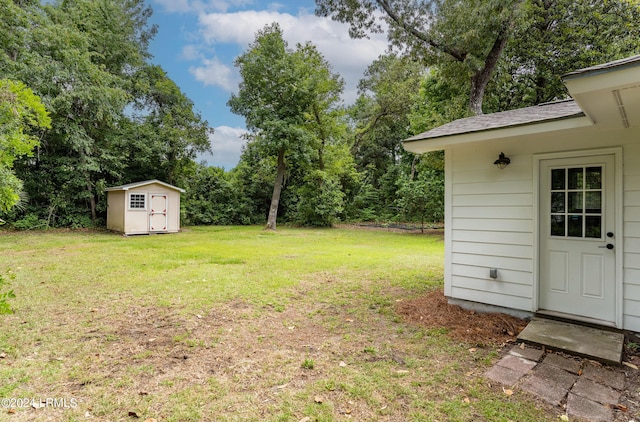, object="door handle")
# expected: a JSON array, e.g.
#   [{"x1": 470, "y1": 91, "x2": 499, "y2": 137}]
[{"x1": 598, "y1": 244, "x2": 614, "y2": 250}]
